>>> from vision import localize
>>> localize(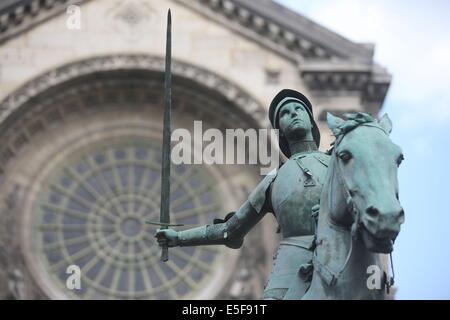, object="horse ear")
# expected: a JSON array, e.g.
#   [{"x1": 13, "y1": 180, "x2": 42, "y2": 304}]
[
  {"x1": 327, "y1": 112, "x2": 345, "y2": 135},
  {"x1": 379, "y1": 113, "x2": 392, "y2": 134}
]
